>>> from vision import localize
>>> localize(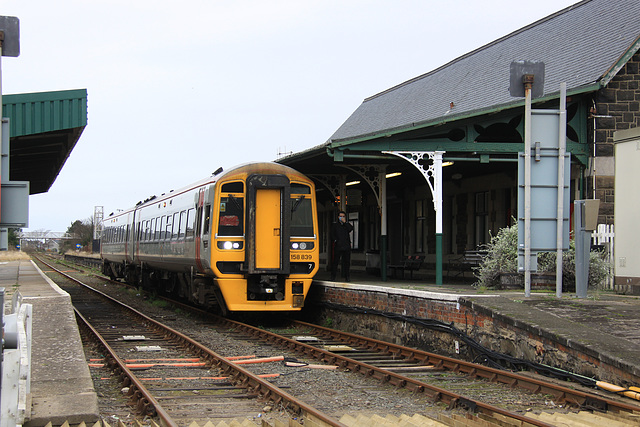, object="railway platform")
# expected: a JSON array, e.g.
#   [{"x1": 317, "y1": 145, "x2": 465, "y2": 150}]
[
  {"x1": 1, "y1": 258, "x2": 99, "y2": 426},
  {"x1": 313, "y1": 269, "x2": 640, "y2": 388}
]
